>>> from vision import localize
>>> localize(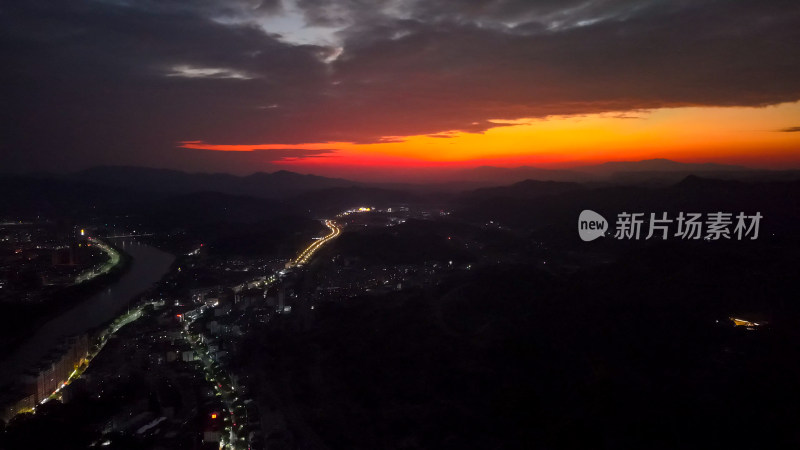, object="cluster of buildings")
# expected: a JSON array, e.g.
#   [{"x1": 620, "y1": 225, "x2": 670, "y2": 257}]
[
  {"x1": 0, "y1": 221, "x2": 108, "y2": 302},
  {"x1": 75, "y1": 306, "x2": 228, "y2": 448},
  {"x1": 2, "y1": 206, "x2": 456, "y2": 446},
  {"x1": 208, "y1": 256, "x2": 286, "y2": 275},
  {"x1": 312, "y1": 260, "x2": 449, "y2": 301},
  {"x1": 1, "y1": 334, "x2": 89, "y2": 422}
]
